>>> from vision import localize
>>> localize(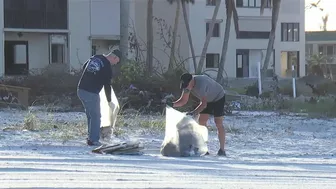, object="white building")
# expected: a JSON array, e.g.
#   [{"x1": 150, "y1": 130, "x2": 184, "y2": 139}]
[
  {"x1": 0, "y1": 0, "x2": 122, "y2": 76},
  {"x1": 0, "y1": 0, "x2": 305, "y2": 78},
  {"x1": 186, "y1": 0, "x2": 305, "y2": 78}
]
